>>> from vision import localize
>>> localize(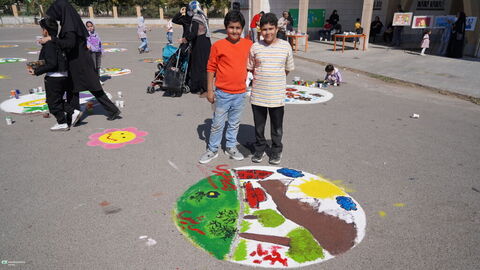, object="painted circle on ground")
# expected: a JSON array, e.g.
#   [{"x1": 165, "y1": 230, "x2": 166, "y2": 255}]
[
  {"x1": 284, "y1": 85, "x2": 333, "y2": 104},
  {"x1": 174, "y1": 166, "x2": 366, "y2": 268},
  {"x1": 27, "y1": 51, "x2": 40, "y2": 55},
  {"x1": 100, "y1": 67, "x2": 131, "y2": 77},
  {"x1": 0, "y1": 75, "x2": 10, "y2": 79},
  {"x1": 103, "y1": 48, "x2": 127, "y2": 53},
  {"x1": 0, "y1": 91, "x2": 107, "y2": 114},
  {"x1": 139, "y1": 58, "x2": 163, "y2": 63},
  {"x1": 86, "y1": 127, "x2": 148, "y2": 149},
  {"x1": 0, "y1": 58, "x2": 27, "y2": 64},
  {"x1": 102, "y1": 42, "x2": 118, "y2": 46},
  {"x1": 0, "y1": 44, "x2": 19, "y2": 48}
]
